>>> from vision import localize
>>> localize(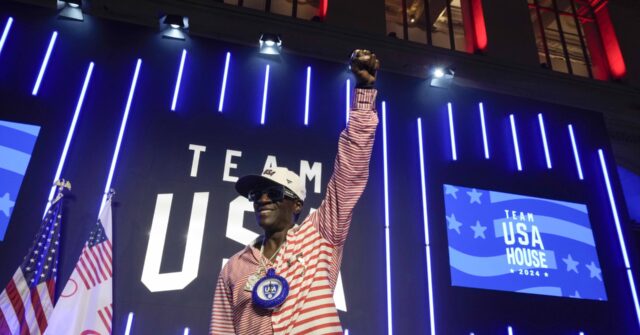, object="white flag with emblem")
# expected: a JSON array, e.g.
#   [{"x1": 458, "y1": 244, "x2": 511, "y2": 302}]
[{"x1": 44, "y1": 197, "x2": 114, "y2": 335}]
